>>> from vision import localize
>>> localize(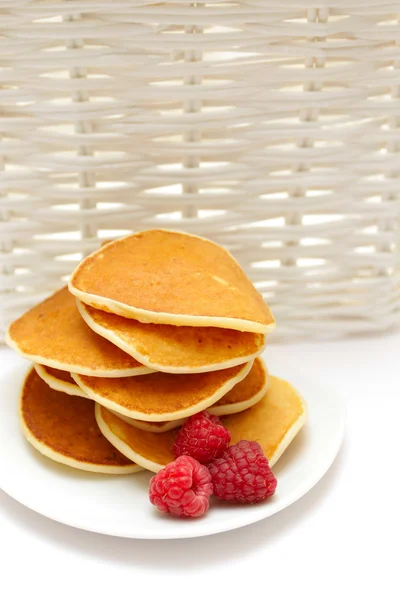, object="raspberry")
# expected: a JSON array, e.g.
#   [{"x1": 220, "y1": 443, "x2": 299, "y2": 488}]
[
  {"x1": 149, "y1": 456, "x2": 213, "y2": 518},
  {"x1": 173, "y1": 410, "x2": 231, "y2": 464},
  {"x1": 208, "y1": 440, "x2": 277, "y2": 504}
]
